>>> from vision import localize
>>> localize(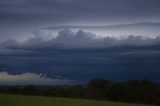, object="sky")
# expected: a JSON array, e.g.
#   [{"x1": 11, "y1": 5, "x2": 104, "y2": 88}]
[
  {"x1": 0, "y1": 0, "x2": 160, "y2": 85},
  {"x1": 0, "y1": 0, "x2": 160, "y2": 41}
]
